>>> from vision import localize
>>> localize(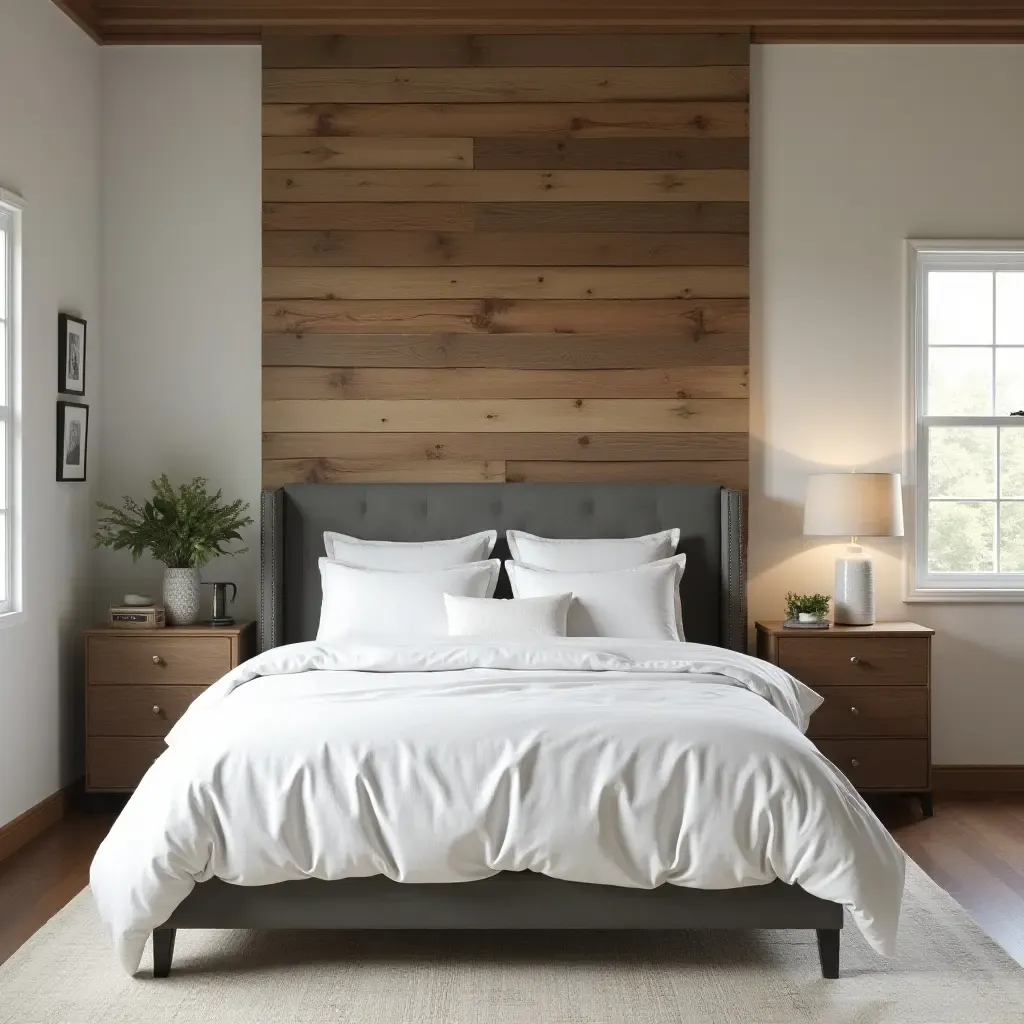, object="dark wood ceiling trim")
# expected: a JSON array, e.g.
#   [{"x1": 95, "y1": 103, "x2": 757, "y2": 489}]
[
  {"x1": 52, "y1": 0, "x2": 102, "y2": 42},
  {"x1": 49, "y1": 1, "x2": 1024, "y2": 44}
]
